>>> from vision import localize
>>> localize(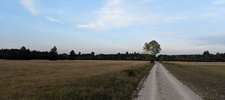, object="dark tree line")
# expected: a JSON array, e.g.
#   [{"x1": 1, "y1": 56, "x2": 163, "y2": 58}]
[
  {"x1": 0, "y1": 46, "x2": 150, "y2": 61},
  {"x1": 0, "y1": 46, "x2": 31, "y2": 60},
  {"x1": 158, "y1": 51, "x2": 225, "y2": 62},
  {"x1": 0, "y1": 47, "x2": 224, "y2": 62},
  {"x1": 59, "y1": 51, "x2": 150, "y2": 61},
  {"x1": 0, "y1": 47, "x2": 49, "y2": 60},
  {"x1": 77, "y1": 52, "x2": 149, "y2": 60}
]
